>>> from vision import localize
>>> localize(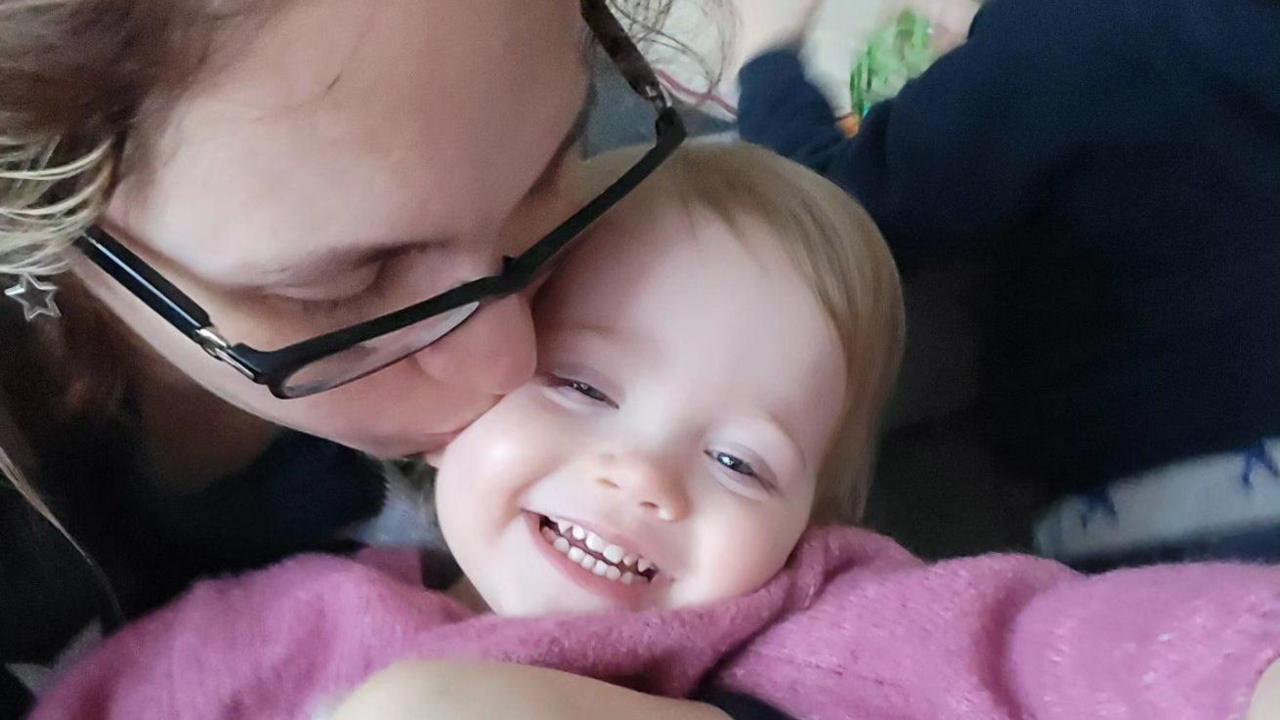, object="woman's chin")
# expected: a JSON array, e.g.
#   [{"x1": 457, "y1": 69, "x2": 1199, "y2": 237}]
[{"x1": 333, "y1": 434, "x2": 450, "y2": 461}]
